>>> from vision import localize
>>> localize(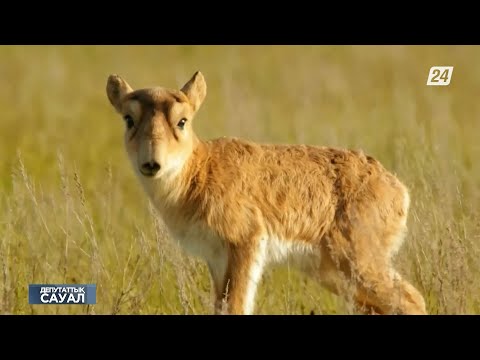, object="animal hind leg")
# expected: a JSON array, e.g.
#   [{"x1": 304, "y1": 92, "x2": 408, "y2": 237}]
[
  {"x1": 350, "y1": 222, "x2": 427, "y2": 315},
  {"x1": 318, "y1": 228, "x2": 427, "y2": 315},
  {"x1": 316, "y1": 249, "x2": 387, "y2": 315},
  {"x1": 352, "y1": 265, "x2": 427, "y2": 315}
]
